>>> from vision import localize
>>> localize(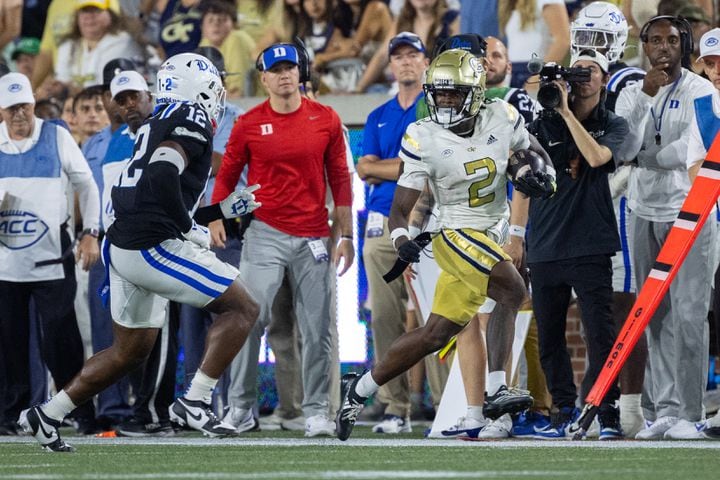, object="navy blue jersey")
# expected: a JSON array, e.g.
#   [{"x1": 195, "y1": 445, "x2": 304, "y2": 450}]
[
  {"x1": 107, "y1": 102, "x2": 214, "y2": 249},
  {"x1": 606, "y1": 62, "x2": 646, "y2": 112}
]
